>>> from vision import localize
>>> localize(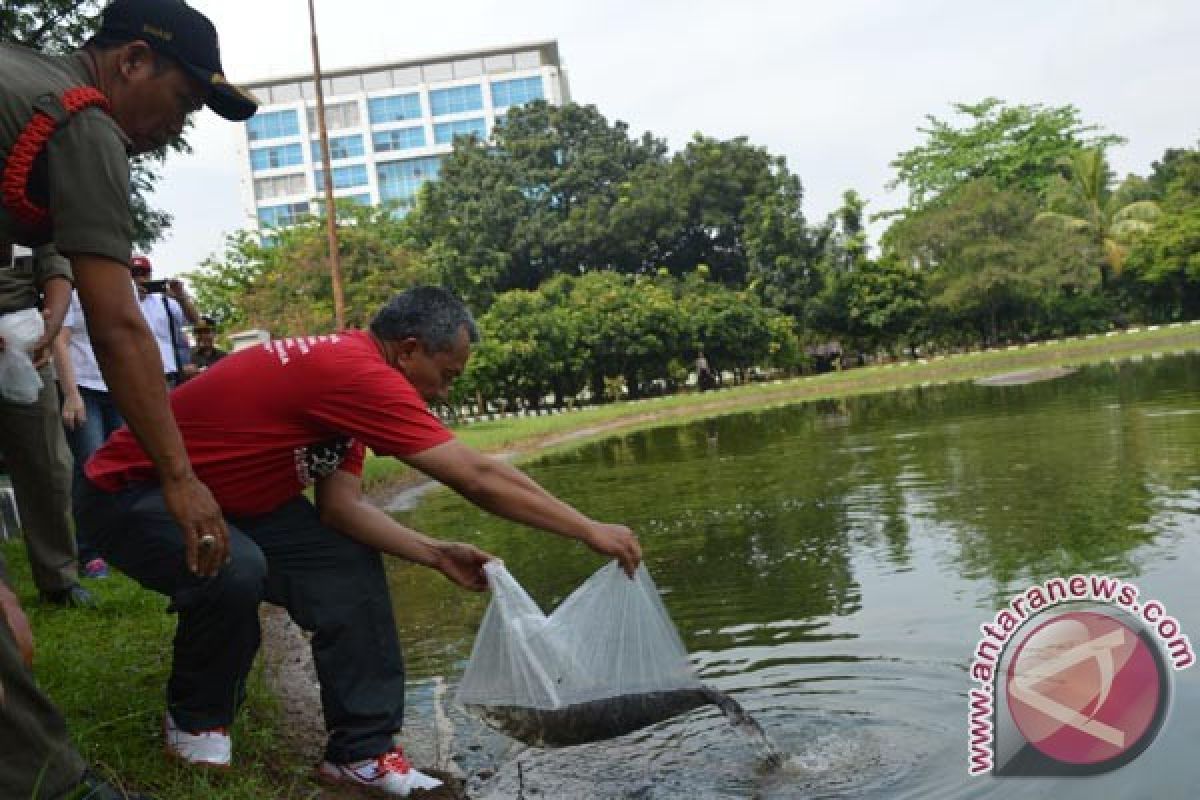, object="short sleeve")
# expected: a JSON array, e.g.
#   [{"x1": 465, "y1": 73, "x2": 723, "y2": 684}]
[
  {"x1": 33, "y1": 244, "x2": 72, "y2": 286},
  {"x1": 47, "y1": 110, "x2": 134, "y2": 266},
  {"x1": 309, "y1": 359, "x2": 454, "y2": 460},
  {"x1": 63, "y1": 289, "x2": 84, "y2": 331},
  {"x1": 339, "y1": 440, "x2": 367, "y2": 477}
]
